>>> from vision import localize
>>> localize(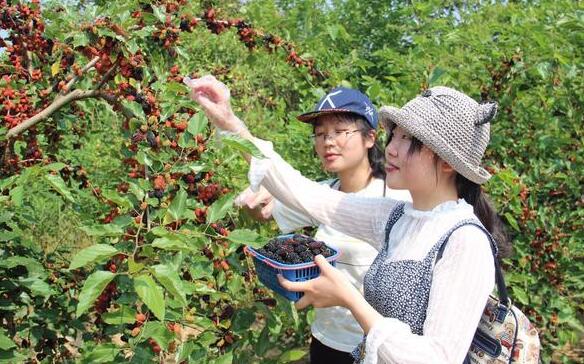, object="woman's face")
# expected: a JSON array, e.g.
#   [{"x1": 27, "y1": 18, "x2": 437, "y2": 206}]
[
  {"x1": 313, "y1": 114, "x2": 375, "y2": 173},
  {"x1": 384, "y1": 126, "x2": 438, "y2": 192}
]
